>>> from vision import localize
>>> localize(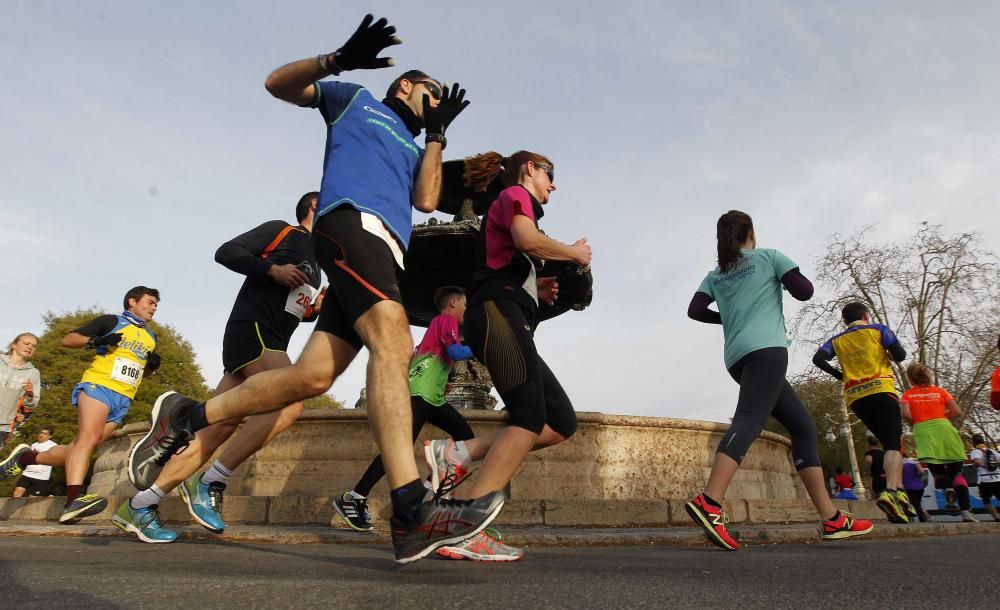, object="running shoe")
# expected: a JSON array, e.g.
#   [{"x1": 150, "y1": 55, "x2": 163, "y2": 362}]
[
  {"x1": 894, "y1": 490, "x2": 918, "y2": 521},
  {"x1": 424, "y1": 439, "x2": 470, "y2": 495},
  {"x1": 944, "y1": 490, "x2": 960, "y2": 516},
  {"x1": 436, "y1": 527, "x2": 524, "y2": 561},
  {"x1": 0, "y1": 443, "x2": 30, "y2": 481},
  {"x1": 112, "y1": 500, "x2": 177, "y2": 543},
  {"x1": 876, "y1": 490, "x2": 909, "y2": 523},
  {"x1": 391, "y1": 489, "x2": 505, "y2": 564},
  {"x1": 959, "y1": 510, "x2": 979, "y2": 522},
  {"x1": 332, "y1": 490, "x2": 373, "y2": 532},
  {"x1": 59, "y1": 494, "x2": 108, "y2": 524},
  {"x1": 685, "y1": 494, "x2": 739, "y2": 551},
  {"x1": 128, "y1": 391, "x2": 196, "y2": 490},
  {"x1": 178, "y1": 474, "x2": 225, "y2": 534},
  {"x1": 822, "y1": 510, "x2": 874, "y2": 540}
]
